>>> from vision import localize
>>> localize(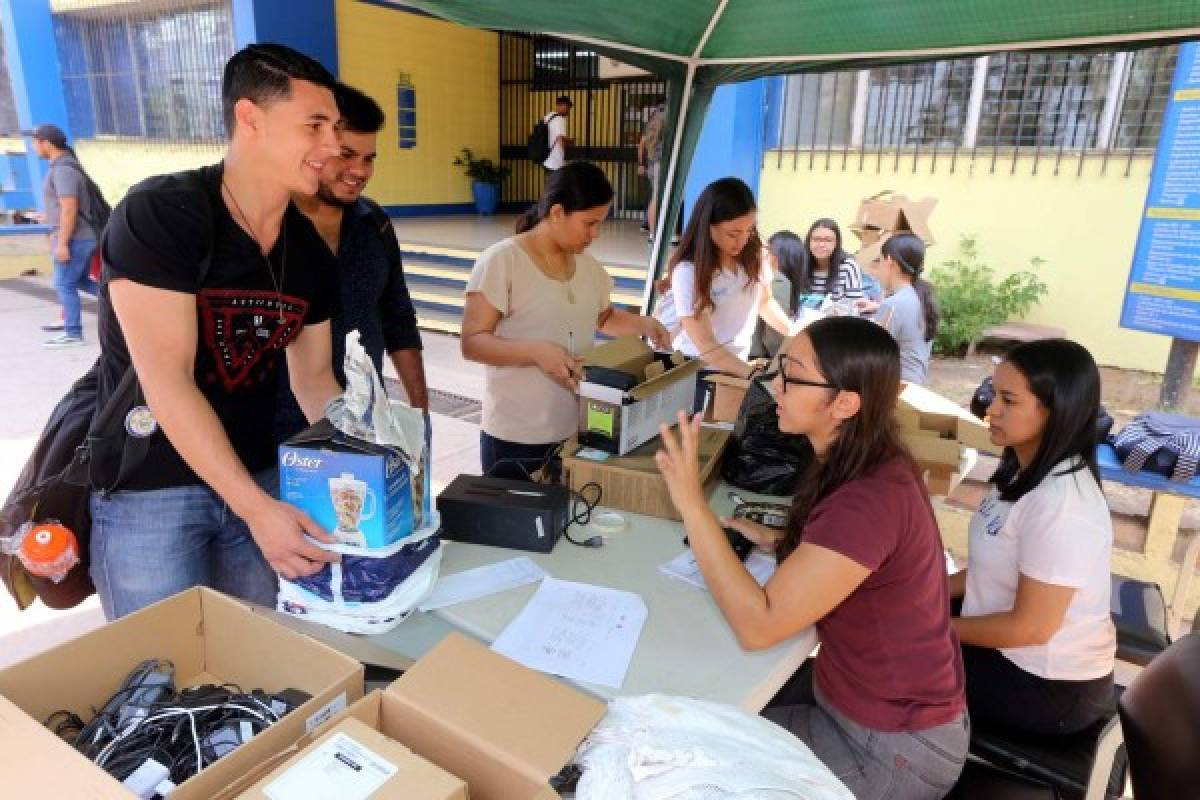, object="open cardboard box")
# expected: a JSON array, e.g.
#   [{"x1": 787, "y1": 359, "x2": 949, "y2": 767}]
[
  {"x1": 705, "y1": 373, "x2": 751, "y2": 423},
  {"x1": 578, "y1": 337, "x2": 701, "y2": 455},
  {"x1": 0, "y1": 587, "x2": 364, "y2": 800},
  {"x1": 897, "y1": 383, "x2": 995, "y2": 494},
  {"x1": 562, "y1": 425, "x2": 730, "y2": 521},
  {"x1": 850, "y1": 192, "x2": 937, "y2": 268},
  {"x1": 231, "y1": 633, "x2": 606, "y2": 800}
]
